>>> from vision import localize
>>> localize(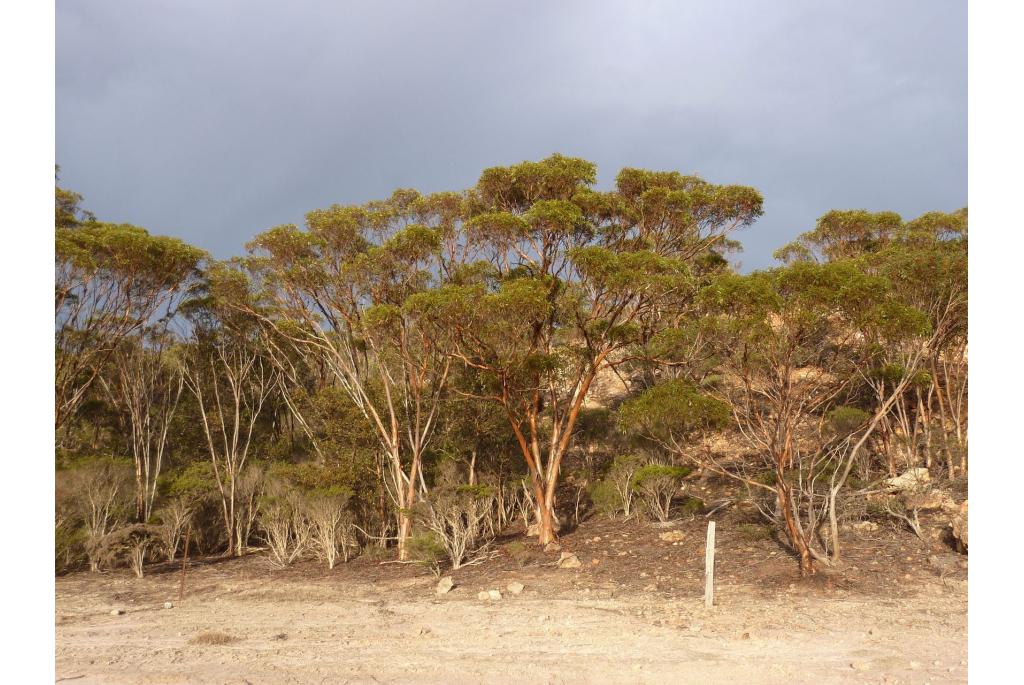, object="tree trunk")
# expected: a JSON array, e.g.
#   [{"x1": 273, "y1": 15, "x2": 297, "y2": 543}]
[
  {"x1": 535, "y1": 492, "x2": 557, "y2": 545},
  {"x1": 134, "y1": 470, "x2": 145, "y2": 522},
  {"x1": 777, "y1": 480, "x2": 814, "y2": 576}
]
